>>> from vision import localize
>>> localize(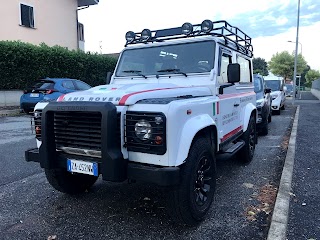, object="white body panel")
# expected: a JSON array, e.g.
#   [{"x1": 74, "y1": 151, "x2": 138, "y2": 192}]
[{"x1": 33, "y1": 36, "x2": 256, "y2": 168}]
